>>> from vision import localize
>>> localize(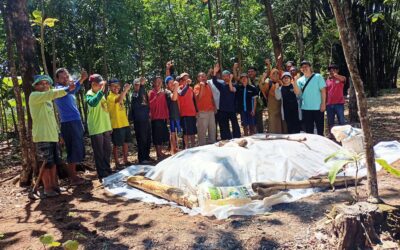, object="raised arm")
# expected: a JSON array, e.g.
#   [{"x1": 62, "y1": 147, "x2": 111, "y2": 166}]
[
  {"x1": 115, "y1": 83, "x2": 132, "y2": 103},
  {"x1": 232, "y1": 63, "x2": 240, "y2": 83},
  {"x1": 30, "y1": 87, "x2": 69, "y2": 105}
]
